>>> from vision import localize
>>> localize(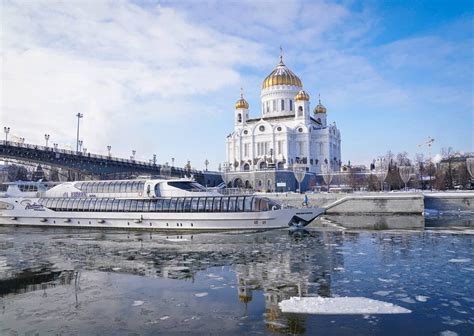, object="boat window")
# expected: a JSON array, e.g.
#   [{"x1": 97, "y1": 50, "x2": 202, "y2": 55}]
[
  {"x1": 236, "y1": 197, "x2": 245, "y2": 212},
  {"x1": 197, "y1": 198, "x2": 206, "y2": 212},
  {"x1": 205, "y1": 198, "x2": 213, "y2": 212},
  {"x1": 90, "y1": 182, "x2": 97, "y2": 193},
  {"x1": 71, "y1": 199, "x2": 80, "y2": 211},
  {"x1": 169, "y1": 198, "x2": 177, "y2": 212},
  {"x1": 221, "y1": 197, "x2": 229, "y2": 212},
  {"x1": 162, "y1": 199, "x2": 170, "y2": 212},
  {"x1": 167, "y1": 181, "x2": 206, "y2": 192},
  {"x1": 136, "y1": 200, "x2": 144, "y2": 212},
  {"x1": 184, "y1": 198, "x2": 192, "y2": 212},
  {"x1": 97, "y1": 182, "x2": 104, "y2": 193},
  {"x1": 228, "y1": 197, "x2": 236, "y2": 212},
  {"x1": 155, "y1": 199, "x2": 163, "y2": 212},
  {"x1": 259, "y1": 198, "x2": 270, "y2": 211},
  {"x1": 93, "y1": 199, "x2": 102, "y2": 211},
  {"x1": 129, "y1": 200, "x2": 137, "y2": 212},
  {"x1": 77, "y1": 199, "x2": 85, "y2": 211},
  {"x1": 119, "y1": 182, "x2": 126, "y2": 193},
  {"x1": 83, "y1": 199, "x2": 92, "y2": 212},
  {"x1": 252, "y1": 198, "x2": 261, "y2": 212},
  {"x1": 104, "y1": 199, "x2": 112, "y2": 211},
  {"x1": 213, "y1": 197, "x2": 221, "y2": 212},
  {"x1": 176, "y1": 198, "x2": 185, "y2": 212},
  {"x1": 244, "y1": 197, "x2": 253, "y2": 212},
  {"x1": 123, "y1": 199, "x2": 131, "y2": 211},
  {"x1": 125, "y1": 182, "x2": 132, "y2": 193}
]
